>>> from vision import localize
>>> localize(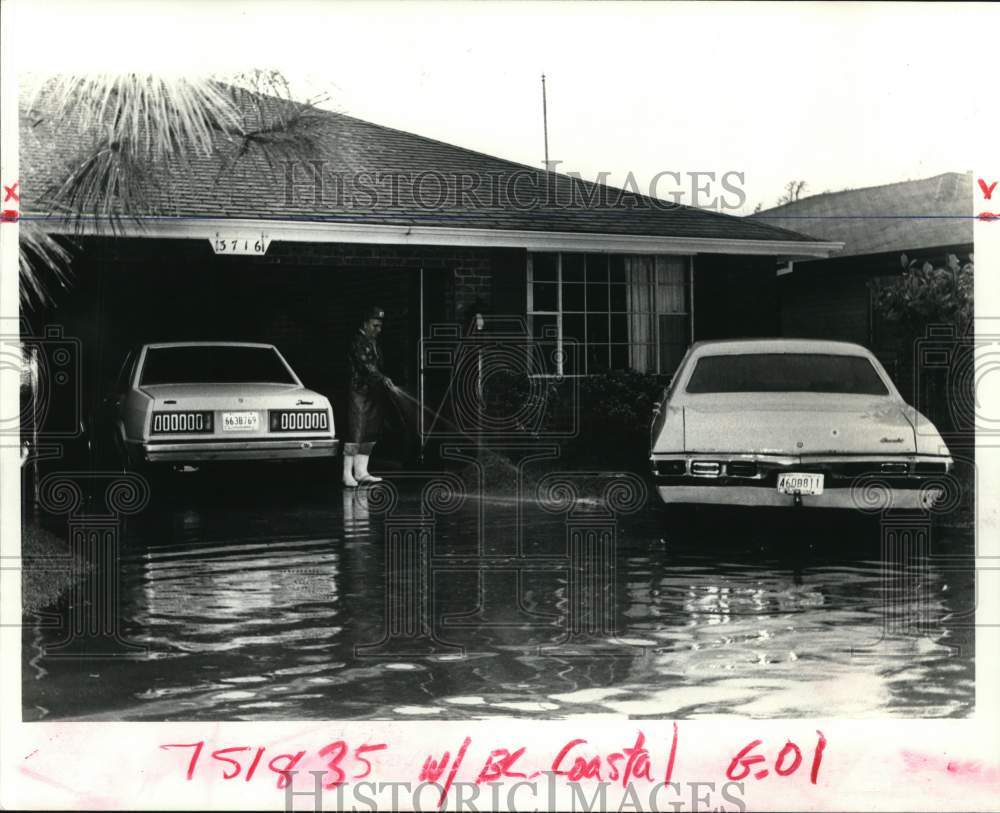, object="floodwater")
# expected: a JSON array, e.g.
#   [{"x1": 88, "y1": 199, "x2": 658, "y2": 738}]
[{"x1": 22, "y1": 471, "x2": 975, "y2": 721}]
